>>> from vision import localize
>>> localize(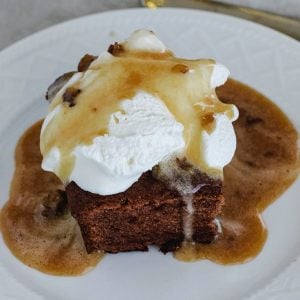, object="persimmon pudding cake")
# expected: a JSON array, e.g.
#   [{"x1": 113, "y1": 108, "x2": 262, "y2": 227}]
[{"x1": 39, "y1": 29, "x2": 238, "y2": 254}]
